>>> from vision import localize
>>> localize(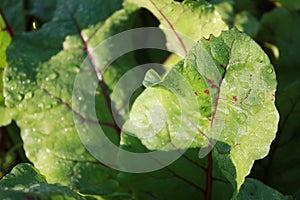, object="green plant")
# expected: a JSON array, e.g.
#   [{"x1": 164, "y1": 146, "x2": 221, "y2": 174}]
[{"x1": 0, "y1": 0, "x2": 299, "y2": 199}]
